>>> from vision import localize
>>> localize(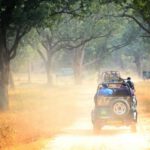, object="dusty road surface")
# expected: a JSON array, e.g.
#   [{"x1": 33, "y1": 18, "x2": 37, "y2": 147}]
[{"x1": 42, "y1": 86, "x2": 150, "y2": 150}]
